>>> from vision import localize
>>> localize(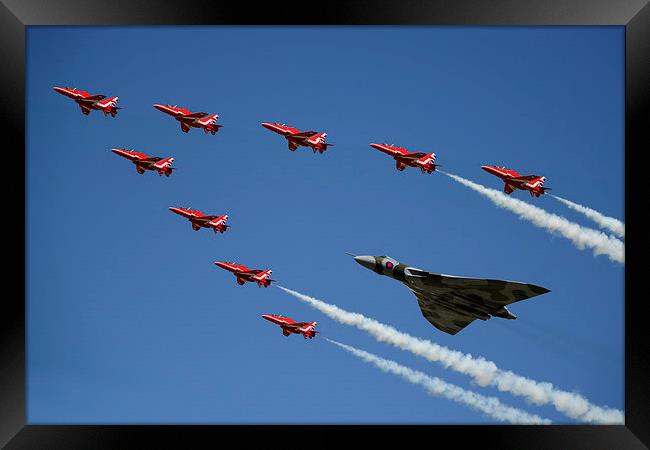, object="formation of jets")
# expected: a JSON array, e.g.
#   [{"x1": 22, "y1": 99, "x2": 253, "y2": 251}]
[{"x1": 54, "y1": 85, "x2": 556, "y2": 339}]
